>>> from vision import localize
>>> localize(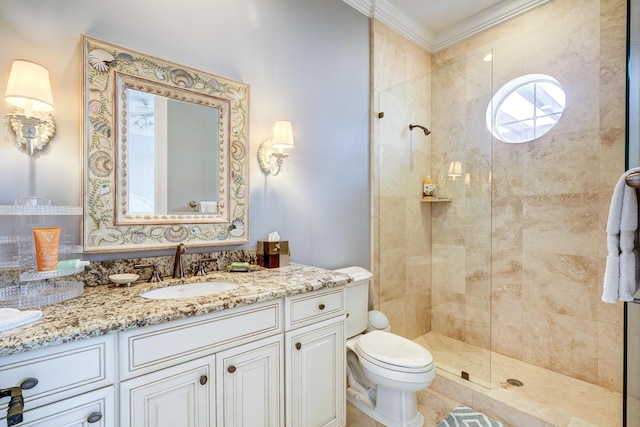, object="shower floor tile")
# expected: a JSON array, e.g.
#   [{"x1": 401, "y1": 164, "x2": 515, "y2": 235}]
[{"x1": 418, "y1": 332, "x2": 622, "y2": 427}]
